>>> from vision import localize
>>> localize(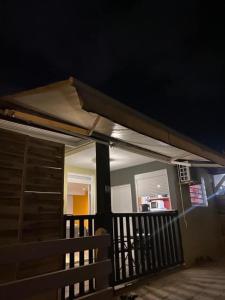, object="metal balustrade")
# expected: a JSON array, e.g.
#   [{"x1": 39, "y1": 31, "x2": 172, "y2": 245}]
[{"x1": 112, "y1": 211, "x2": 184, "y2": 284}]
